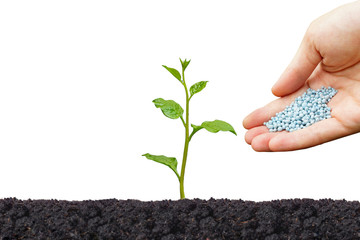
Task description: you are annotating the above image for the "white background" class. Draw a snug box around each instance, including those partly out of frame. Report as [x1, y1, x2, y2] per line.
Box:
[1, 0, 359, 202]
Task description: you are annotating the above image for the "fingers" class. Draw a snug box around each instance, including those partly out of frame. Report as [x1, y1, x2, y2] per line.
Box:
[243, 99, 292, 130]
[244, 126, 268, 145]
[246, 118, 349, 152]
[243, 107, 270, 130]
[243, 85, 308, 130]
[272, 30, 322, 97]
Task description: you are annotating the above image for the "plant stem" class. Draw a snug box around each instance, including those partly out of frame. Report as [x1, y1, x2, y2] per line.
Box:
[188, 128, 200, 142]
[179, 68, 190, 199]
[180, 116, 186, 128]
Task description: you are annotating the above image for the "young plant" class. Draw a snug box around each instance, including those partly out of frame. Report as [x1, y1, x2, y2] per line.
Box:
[142, 58, 236, 199]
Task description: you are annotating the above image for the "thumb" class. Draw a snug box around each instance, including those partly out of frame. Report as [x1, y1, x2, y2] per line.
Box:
[272, 35, 322, 97]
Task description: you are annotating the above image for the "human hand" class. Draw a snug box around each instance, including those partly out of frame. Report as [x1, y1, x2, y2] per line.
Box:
[243, 1, 360, 151]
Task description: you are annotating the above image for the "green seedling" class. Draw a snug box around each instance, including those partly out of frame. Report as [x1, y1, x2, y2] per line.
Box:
[143, 58, 237, 199]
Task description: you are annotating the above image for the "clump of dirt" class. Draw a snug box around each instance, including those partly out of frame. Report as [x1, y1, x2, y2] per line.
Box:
[1, 198, 360, 239]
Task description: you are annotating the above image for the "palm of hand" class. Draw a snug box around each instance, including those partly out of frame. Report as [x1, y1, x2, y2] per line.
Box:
[243, 63, 360, 151]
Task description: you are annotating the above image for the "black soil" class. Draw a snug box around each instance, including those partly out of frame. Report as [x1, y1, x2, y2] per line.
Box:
[1, 198, 360, 240]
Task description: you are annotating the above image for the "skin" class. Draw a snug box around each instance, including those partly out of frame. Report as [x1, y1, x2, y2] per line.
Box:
[243, 1, 360, 151]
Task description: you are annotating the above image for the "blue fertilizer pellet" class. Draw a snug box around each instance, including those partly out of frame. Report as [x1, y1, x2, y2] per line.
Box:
[264, 86, 337, 132]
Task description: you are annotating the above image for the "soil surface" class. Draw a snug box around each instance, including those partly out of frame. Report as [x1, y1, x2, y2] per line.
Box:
[1, 198, 360, 239]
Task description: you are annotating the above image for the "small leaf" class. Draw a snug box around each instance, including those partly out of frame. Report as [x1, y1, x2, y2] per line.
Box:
[200, 120, 237, 135]
[180, 58, 191, 71]
[153, 98, 184, 119]
[190, 81, 208, 98]
[142, 153, 180, 179]
[162, 65, 182, 82]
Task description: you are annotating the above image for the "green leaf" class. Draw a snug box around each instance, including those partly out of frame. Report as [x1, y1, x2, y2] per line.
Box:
[162, 65, 182, 82]
[195, 120, 237, 135]
[153, 98, 184, 119]
[180, 58, 191, 71]
[142, 153, 180, 180]
[190, 81, 208, 98]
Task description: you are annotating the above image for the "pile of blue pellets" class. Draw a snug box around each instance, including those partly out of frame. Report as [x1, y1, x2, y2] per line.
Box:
[264, 86, 337, 132]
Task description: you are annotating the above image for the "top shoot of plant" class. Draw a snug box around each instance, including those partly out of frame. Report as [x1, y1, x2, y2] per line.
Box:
[143, 58, 237, 199]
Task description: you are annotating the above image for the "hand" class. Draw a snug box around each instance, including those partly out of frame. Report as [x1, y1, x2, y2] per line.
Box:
[243, 1, 360, 151]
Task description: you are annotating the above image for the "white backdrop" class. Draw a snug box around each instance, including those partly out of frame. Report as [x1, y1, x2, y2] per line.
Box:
[1, 0, 358, 201]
